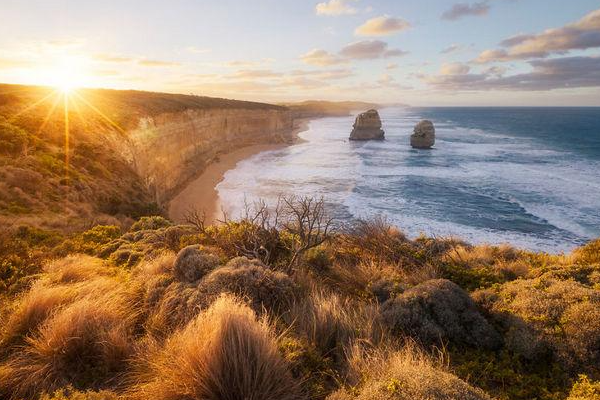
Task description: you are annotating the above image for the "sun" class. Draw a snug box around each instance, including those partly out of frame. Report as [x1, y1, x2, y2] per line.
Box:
[43, 55, 90, 94]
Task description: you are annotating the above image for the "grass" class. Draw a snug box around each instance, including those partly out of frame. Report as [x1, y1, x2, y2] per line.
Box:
[0, 206, 598, 400]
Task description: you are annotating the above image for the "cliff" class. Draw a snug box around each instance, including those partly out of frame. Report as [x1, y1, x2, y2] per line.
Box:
[123, 107, 293, 203]
[0, 83, 293, 227]
[282, 100, 379, 118]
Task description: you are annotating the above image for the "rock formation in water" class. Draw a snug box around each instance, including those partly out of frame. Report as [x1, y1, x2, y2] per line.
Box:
[411, 120, 435, 149]
[349, 109, 385, 140]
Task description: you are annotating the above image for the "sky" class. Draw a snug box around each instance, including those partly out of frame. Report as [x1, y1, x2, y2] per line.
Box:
[1, 0, 600, 105]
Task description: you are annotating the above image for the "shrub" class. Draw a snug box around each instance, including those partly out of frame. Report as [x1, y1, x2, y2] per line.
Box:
[381, 279, 501, 349]
[130, 294, 301, 400]
[76, 225, 121, 254]
[130, 216, 171, 232]
[573, 239, 600, 266]
[450, 347, 568, 400]
[173, 245, 220, 282]
[40, 386, 120, 400]
[199, 260, 297, 315]
[474, 277, 600, 372]
[0, 118, 30, 156]
[329, 345, 493, 400]
[0, 294, 135, 398]
[278, 334, 338, 399]
[567, 375, 600, 400]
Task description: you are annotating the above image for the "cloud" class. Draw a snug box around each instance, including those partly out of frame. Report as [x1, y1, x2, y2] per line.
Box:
[440, 62, 471, 75]
[355, 15, 411, 36]
[340, 40, 407, 59]
[316, 0, 358, 16]
[424, 56, 600, 91]
[301, 49, 345, 66]
[290, 68, 354, 80]
[441, 2, 490, 21]
[230, 69, 283, 79]
[386, 63, 399, 70]
[476, 8, 600, 62]
[440, 44, 462, 54]
[137, 59, 181, 67]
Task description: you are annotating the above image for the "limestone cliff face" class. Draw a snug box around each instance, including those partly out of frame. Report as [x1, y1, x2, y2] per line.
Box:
[121, 108, 293, 203]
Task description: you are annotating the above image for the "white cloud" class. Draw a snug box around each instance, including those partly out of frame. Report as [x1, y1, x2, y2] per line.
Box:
[301, 49, 346, 66]
[355, 15, 411, 36]
[316, 0, 358, 16]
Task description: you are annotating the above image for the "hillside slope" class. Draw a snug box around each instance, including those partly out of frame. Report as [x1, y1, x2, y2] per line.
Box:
[0, 84, 294, 229]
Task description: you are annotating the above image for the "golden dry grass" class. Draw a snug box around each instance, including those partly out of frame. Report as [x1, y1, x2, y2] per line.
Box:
[129, 294, 302, 400]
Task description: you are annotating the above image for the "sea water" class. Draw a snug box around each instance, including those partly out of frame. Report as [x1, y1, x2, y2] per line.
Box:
[216, 107, 600, 253]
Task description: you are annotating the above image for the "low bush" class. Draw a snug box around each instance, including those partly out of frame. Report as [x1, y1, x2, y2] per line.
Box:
[199, 258, 297, 315]
[328, 344, 493, 400]
[129, 216, 171, 232]
[173, 245, 220, 282]
[381, 279, 502, 349]
[473, 276, 600, 373]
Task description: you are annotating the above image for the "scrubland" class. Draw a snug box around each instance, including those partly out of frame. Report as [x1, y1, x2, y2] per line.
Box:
[1, 199, 599, 400]
[1, 84, 599, 399]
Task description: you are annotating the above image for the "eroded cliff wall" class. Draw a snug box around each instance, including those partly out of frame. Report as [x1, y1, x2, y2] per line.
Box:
[122, 107, 293, 203]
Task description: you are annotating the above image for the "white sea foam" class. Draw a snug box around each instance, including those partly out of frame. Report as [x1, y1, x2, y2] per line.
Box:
[217, 109, 600, 253]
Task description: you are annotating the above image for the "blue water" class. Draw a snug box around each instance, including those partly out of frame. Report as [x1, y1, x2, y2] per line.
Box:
[217, 107, 600, 253]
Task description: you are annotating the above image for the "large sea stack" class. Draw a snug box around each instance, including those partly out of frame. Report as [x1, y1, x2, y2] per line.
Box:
[349, 109, 385, 140]
[410, 120, 435, 149]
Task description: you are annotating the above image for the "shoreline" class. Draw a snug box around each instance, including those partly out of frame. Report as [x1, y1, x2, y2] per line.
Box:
[168, 118, 311, 224]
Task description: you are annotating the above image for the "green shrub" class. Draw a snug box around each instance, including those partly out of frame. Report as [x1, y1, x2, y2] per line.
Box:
[450, 348, 568, 400]
[0, 118, 30, 156]
[130, 216, 171, 232]
[573, 239, 600, 266]
[41, 386, 119, 400]
[567, 375, 600, 400]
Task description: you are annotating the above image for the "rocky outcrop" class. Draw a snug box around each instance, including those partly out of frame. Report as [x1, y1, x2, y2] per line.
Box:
[349, 109, 385, 140]
[411, 120, 435, 149]
[121, 108, 293, 203]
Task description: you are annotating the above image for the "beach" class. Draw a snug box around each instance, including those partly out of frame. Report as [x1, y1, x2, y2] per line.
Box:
[168, 119, 310, 224]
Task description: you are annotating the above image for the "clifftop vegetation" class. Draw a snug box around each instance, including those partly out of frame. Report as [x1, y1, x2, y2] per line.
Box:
[0, 84, 598, 400]
[0, 84, 291, 231]
[0, 197, 598, 400]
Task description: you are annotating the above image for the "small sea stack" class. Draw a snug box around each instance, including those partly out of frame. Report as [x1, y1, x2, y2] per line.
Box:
[411, 120, 435, 149]
[349, 109, 385, 140]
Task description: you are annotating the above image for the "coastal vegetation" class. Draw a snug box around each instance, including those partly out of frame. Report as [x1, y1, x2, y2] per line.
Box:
[1, 84, 599, 400]
[0, 199, 598, 400]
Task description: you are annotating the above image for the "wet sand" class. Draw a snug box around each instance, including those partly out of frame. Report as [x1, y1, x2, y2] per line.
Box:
[168, 119, 310, 224]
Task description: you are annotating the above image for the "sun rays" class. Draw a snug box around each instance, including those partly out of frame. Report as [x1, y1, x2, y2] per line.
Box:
[3, 84, 128, 196]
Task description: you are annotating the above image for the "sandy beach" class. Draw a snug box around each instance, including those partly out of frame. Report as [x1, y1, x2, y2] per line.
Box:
[168, 119, 310, 224]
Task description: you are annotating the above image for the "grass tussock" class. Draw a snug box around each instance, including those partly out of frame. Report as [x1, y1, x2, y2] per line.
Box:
[130, 294, 302, 400]
[1, 200, 599, 400]
[0, 294, 135, 399]
[329, 344, 492, 400]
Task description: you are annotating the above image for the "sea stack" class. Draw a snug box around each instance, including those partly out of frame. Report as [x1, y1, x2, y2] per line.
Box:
[411, 120, 435, 149]
[349, 109, 385, 140]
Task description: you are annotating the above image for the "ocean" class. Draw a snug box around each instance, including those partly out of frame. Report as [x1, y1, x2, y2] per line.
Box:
[216, 107, 600, 253]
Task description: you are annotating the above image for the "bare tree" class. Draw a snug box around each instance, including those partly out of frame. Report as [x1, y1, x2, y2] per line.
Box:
[184, 207, 207, 231]
[280, 196, 333, 271]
